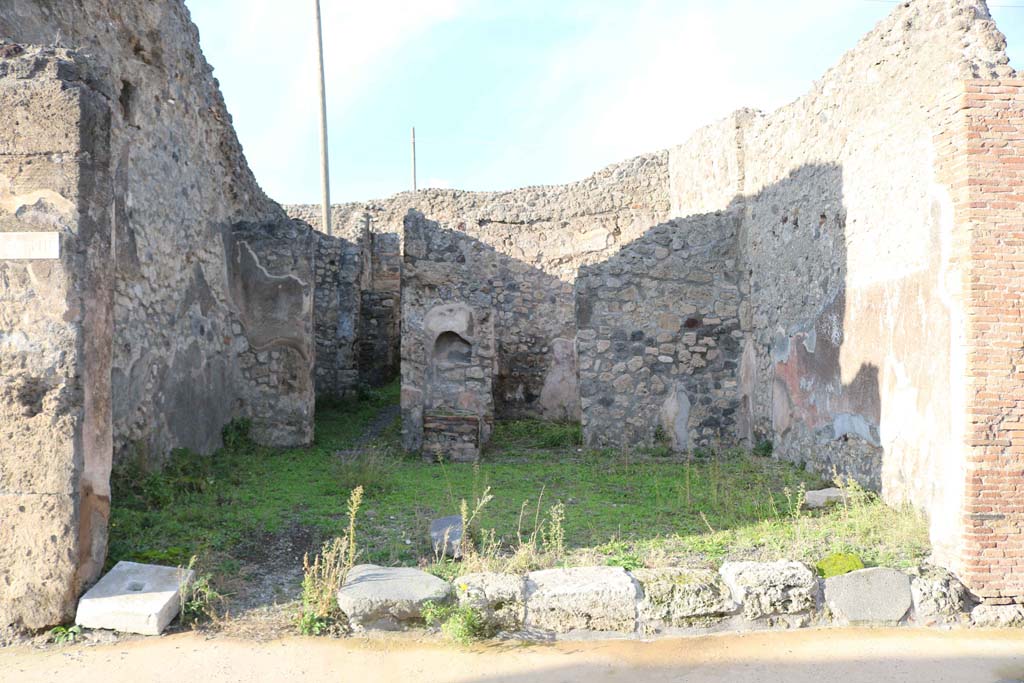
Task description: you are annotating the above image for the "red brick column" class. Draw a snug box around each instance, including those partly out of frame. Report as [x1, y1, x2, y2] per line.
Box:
[957, 80, 1024, 604]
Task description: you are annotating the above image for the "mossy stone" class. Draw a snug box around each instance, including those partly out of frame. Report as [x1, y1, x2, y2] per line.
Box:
[816, 552, 865, 578]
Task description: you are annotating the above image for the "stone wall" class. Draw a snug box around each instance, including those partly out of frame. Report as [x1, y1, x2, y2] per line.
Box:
[0, 1, 318, 633]
[576, 212, 744, 450]
[312, 226, 366, 400]
[627, 0, 1017, 586]
[0, 47, 113, 632]
[358, 231, 401, 387]
[0, 2, 312, 465]
[401, 211, 496, 461]
[284, 206, 400, 395]
[227, 221, 317, 446]
[291, 150, 670, 421]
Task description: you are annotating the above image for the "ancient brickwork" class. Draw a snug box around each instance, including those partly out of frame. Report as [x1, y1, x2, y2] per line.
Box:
[0, 48, 113, 631]
[227, 221, 317, 447]
[402, 211, 495, 460]
[358, 232, 401, 386]
[576, 213, 744, 450]
[940, 80, 1024, 603]
[291, 151, 670, 420]
[1, 1, 318, 634]
[284, 206, 401, 394]
[312, 227, 366, 399]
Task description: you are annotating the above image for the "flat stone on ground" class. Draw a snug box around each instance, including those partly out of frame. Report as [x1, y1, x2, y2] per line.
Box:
[75, 561, 194, 636]
[825, 567, 912, 624]
[337, 564, 453, 630]
[429, 515, 463, 560]
[803, 488, 850, 510]
[524, 566, 638, 633]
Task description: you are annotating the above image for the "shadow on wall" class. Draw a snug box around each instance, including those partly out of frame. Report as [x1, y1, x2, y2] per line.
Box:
[406, 163, 895, 492]
[403, 156, 956, 507]
[402, 211, 581, 428]
[572, 162, 884, 491]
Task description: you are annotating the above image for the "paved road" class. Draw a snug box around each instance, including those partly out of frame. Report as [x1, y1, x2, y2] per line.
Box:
[4, 628, 1024, 682]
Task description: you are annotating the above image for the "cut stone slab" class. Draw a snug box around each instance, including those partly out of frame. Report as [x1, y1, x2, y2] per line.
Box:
[429, 515, 463, 560]
[75, 561, 194, 636]
[719, 561, 817, 620]
[825, 567, 911, 624]
[337, 564, 453, 630]
[972, 603, 1024, 628]
[803, 487, 850, 510]
[633, 568, 737, 631]
[454, 572, 526, 632]
[524, 566, 638, 633]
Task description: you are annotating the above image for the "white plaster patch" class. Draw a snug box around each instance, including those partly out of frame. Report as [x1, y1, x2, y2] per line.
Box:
[0, 232, 60, 260]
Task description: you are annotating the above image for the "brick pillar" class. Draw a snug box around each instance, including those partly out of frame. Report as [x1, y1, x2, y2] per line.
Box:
[952, 80, 1024, 603]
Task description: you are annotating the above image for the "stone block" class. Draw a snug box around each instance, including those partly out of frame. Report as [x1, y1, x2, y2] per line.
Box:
[824, 567, 912, 625]
[0, 494, 79, 632]
[337, 564, 453, 630]
[719, 561, 817, 619]
[524, 566, 638, 633]
[972, 604, 1024, 628]
[910, 568, 968, 625]
[429, 515, 463, 559]
[803, 487, 850, 510]
[75, 561, 194, 636]
[453, 572, 526, 632]
[634, 568, 736, 630]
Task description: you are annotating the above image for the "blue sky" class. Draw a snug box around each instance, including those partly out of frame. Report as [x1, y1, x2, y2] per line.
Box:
[184, 1, 1024, 204]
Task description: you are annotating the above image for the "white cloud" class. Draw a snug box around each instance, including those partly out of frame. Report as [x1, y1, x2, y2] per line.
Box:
[476, 0, 880, 186]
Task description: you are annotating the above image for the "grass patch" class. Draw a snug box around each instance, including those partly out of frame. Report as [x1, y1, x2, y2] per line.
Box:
[422, 600, 492, 644]
[107, 383, 400, 582]
[108, 379, 930, 613]
[489, 419, 582, 450]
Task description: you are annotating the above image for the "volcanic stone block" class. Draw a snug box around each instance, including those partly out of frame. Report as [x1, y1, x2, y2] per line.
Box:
[75, 561, 194, 635]
[337, 564, 453, 630]
[971, 604, 1024, 628]
[524, 566, 639, 633]
[803, 487, 850, 510]
[719, 561, 818, 620]
[429, 515, 463, 559]
[824, 567, 912, 625]
[453, 572, 527, 632]
[633, 568, 737, 630]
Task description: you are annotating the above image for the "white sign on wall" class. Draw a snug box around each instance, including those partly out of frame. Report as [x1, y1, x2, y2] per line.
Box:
[0, 232, 61, 260]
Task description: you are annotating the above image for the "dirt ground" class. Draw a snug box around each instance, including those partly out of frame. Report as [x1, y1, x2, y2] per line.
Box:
[3, 628, 1024, 683]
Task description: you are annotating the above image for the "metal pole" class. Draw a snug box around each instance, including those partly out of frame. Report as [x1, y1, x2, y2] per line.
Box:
[315, 0, 332, 235]
[411, 126, 417, 193]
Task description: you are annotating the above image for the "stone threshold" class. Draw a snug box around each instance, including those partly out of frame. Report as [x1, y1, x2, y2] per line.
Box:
[336, 562, 1024, 639]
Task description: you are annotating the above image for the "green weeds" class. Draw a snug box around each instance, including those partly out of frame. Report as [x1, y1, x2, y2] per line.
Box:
[421, 600, 491, 645]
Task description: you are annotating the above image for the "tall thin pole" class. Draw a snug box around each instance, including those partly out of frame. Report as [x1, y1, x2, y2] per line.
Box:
[411, 126, 417, 193]
[315, 0, 332, 236]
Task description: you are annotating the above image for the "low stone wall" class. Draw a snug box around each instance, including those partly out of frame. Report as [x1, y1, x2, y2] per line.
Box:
[338, 561, 1023, 639]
